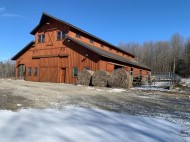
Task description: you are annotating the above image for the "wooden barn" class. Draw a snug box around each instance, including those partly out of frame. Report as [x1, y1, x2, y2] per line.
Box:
[12, 13, 151, 84]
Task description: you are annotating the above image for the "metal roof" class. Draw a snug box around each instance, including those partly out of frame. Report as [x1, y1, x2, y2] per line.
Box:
[30, 12, 135, 58]
[66, 36, 151, 71]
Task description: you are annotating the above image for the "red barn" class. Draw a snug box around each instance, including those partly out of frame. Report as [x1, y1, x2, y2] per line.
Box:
[12, 13, 151, 84]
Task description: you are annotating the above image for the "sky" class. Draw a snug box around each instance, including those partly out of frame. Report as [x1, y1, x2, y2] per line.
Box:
[0, 0, 190, 61]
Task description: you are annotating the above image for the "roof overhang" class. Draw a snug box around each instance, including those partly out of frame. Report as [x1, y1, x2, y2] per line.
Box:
[11, 41, 35, 60]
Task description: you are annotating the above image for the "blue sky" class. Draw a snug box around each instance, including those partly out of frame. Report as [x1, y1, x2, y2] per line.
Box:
[0, 0, 190, 61]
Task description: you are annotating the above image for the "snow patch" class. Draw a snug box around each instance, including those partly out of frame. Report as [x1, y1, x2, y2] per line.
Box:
[86, 87, 126, 93]
[0, 107, 189, 142]
[180, 78, 190, 87]
[107, 88, 126, 93]
[131, 86, 168, 91]
[77, 84, 83, 87]
[16, 104, 22, 107]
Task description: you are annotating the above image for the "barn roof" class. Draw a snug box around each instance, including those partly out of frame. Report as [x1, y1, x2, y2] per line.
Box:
[66, 36, 151, 71]
[30, 12, 135, 58]
[11, 41, 34, 60]
[11, 37, 151, 70]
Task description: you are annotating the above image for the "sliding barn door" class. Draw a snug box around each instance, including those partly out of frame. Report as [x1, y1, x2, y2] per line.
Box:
[39, 57, 58, 83]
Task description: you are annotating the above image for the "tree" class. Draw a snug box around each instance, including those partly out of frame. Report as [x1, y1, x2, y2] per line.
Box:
[170, 33, 184, 73]
[0, 60, 16, 78]
[175, 59, 188, 77]
[119, 33, 189, 76]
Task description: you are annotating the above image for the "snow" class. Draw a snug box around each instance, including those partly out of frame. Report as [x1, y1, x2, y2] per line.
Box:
[131, 81, 172, 91]
[107, 88, 126, 93]
[16, 104, 22, 107]
[87, 86, 126, 93]
[131, 86, 169, 91]
[0, 107, 189, 142]
[181, 78, 190, 87]
[153, 82, 171, 86]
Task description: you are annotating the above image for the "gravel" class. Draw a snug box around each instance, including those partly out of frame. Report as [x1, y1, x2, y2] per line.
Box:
[0, 79, 190, 122]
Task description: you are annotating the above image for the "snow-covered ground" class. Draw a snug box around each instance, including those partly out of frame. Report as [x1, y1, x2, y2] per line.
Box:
[132, 79, 190, 90]
[131, 86, 169, 91]
[87, 86, 126, 93]
[0, 107, 189, 142]
[181, 78, 190, 87]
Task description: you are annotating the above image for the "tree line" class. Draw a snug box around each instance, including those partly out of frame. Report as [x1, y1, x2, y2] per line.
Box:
[119, 33, 190, 78]
[0, 60, 15, 78]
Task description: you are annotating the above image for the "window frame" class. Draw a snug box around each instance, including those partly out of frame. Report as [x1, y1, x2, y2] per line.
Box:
[34, 67, 38, 76]
[89, 39, 94, 44]
[73, 67, 78, 77]
[38, 34, 45, 43]
[100, 44, 104, 48]
[140, 69, 142, 76]
[28, 67, 32, 76]
[57, 31, 66, 40]
[76, 33, 81, 38]
[130, 68, 133, 76]
[57, 31, 61, 40]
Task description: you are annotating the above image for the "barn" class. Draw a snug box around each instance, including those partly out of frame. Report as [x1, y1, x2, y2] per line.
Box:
[12, 12, 151, 84]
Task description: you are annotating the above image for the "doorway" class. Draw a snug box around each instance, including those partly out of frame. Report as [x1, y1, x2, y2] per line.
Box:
[18, 64, 26, 80]
[61, 68, 66, 83]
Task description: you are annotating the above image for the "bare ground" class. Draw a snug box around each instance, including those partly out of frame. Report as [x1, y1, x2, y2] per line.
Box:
[0, 79, 190, 122]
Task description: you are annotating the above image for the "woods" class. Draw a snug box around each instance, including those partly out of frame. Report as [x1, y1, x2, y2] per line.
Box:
[0, 60, 15, 78]
[119, 33, 190, 77]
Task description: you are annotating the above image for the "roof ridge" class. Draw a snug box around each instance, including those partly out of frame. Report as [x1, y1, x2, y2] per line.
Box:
[30, 12, 135, 57]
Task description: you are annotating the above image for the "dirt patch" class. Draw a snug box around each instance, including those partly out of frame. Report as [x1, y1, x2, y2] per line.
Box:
[0, 89, 34, 111]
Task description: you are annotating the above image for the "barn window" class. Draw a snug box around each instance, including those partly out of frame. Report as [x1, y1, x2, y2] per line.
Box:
[100, 44, 104, 48]
[34, 67, 38, 76]
[73, 67, 78, 77]
[76, 33, 81, 38]
[38, 34, 45, 43]
[84, 67, 90, 70]
[57, 31, 66, 40]
[90, 39, 94, 44]
[114, 65, 122, 70]
[140, 69, 142, 77]
[28, 67, 32, 76]
[130, 68, 133, 76]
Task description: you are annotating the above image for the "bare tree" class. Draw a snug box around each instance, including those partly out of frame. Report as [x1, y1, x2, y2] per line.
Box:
[119, 33, 187, 75]
[170, 33, 184, 73]
[0, 60, 16, 78]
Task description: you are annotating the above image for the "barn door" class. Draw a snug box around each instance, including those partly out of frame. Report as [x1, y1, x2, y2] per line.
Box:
[39, 57, 58, 83]
[39, 67, 48, 82]
[60, 68, 66, 83]
[18, 65, 26, 80]
[46, 31, 54, 46]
